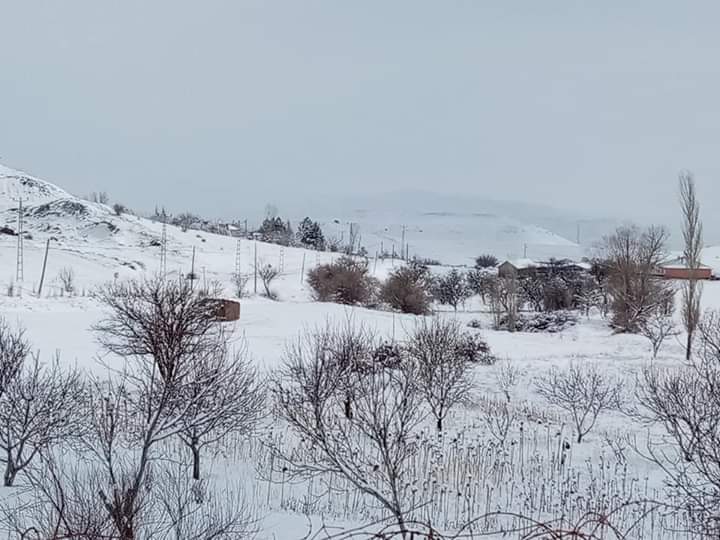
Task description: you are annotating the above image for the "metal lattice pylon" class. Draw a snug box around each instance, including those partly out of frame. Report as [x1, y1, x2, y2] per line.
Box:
[234, 238, 242, 278]
[159, 212, 168, 277]
[15, 197, 24, 289]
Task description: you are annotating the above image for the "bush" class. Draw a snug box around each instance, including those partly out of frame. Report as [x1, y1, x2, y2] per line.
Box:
[371, 342, 403, 370]
[454, 332, 495, 365]
[497, 310, 578, 333]
[380, 263, 433, 315]
[475, 254, 499, 269]
[112, 203, 127, 216]
[307, 256, 377, 305]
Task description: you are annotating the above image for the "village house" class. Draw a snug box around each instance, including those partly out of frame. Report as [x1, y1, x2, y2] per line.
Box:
[658, 256, 713, 280]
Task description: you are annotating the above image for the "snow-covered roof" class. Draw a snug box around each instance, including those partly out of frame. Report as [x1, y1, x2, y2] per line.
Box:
[660, 257, 712, 270]
[500, 258, 538, 270]
[500, 258, 591, 271]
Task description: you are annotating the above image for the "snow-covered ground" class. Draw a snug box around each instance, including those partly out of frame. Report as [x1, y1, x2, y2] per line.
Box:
[0, 164, 713, 538]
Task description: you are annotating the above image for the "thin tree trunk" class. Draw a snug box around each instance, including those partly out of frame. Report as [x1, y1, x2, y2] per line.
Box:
[192, 442, 201, 481]
[344, 396, 353, 420]
[686, 330, 693, 361]
[4, 460, 16, 487]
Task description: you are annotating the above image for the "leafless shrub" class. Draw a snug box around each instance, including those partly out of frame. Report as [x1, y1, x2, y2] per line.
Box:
[272, 323, 425, 534]
[307, 256, 378, 305]
[113, 202, 127, 216]
[58, 267, 76, 294]
[232, 272, 251, 298]
[639, 310, 679, 359]
[256, 262, 280, 299]
[535, 364, 623, 443]
[496, 359, 521, 402]
[154, 463, 258, 539]
[407, 318, 473, 431]
[479, 397, 518, 444]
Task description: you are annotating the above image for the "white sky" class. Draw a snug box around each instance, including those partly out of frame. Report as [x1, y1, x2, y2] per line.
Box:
[0, 1, 718, 225]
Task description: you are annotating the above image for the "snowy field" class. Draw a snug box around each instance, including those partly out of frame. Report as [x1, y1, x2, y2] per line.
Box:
[0, 165, 715, 538]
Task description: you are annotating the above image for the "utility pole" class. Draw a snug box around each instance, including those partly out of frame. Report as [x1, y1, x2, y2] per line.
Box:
[253, 241, 258, 294]
[37, 238, 50, 298]
[16, 197, 24, 294]
[523, 243, 528, 258]
[576, 222, 581, 245]
[189, 246, 197, 288]
[400, 225, 407, 262]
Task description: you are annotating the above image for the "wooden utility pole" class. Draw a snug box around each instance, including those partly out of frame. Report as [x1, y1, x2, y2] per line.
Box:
[253, 241, 258, 294]
[37, 239, 50, 298]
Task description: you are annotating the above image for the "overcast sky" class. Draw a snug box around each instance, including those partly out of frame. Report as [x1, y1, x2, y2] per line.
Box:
[0, 1, 718, 223]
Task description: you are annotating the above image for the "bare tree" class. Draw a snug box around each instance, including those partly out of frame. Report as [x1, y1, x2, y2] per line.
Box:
[272, 325, 425, 535]
[640, 310, 679, 359]
[603, 225, 671, 333]
[0, 353, 85, 486]
[466, 268, 496, 305]
[535, 364, 623, 443]
[0, 318, 30, 393]
[284, 319, 374, 420]
[255, 262, 280, 299]
[93, 277, 223, 383]
[490, 276, 520, 331]
[178, 341, 264, 480]
[57, 267, 76, 294]
[679, 170, 704, 360]
[87, 277, 236, 538]
[407, 318, 473, 431]
[433, 269, 471, 311]
[637, 315, 720, 534]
